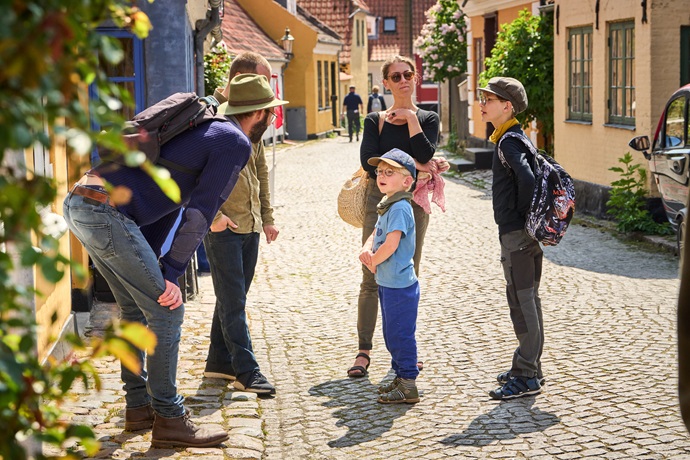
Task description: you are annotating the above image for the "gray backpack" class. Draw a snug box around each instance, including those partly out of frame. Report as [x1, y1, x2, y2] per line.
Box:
[370, 95, 382, 112]
[102, 92, 227, 175]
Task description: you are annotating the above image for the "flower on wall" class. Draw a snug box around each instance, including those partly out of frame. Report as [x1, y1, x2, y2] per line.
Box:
[414, 0, 468, 83]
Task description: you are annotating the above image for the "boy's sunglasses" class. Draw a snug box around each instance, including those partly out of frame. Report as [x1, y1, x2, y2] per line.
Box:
[387, 70, 415, 83]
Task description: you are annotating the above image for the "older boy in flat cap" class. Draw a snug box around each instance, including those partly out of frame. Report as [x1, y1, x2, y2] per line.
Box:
[479, 76, 545, 400]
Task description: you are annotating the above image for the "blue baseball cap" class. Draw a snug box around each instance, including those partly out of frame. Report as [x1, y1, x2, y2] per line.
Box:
[367, 148, 416, 179]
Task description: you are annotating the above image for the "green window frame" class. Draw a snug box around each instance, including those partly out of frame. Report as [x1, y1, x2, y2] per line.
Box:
[568, 26, 593, 121]
[324, 61, 330, 109]
[608, 21, 635, 125]
[317, 60, 323, 109]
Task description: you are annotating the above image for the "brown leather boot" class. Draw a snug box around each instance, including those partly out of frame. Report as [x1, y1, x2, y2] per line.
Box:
[124, 404, 154, 431]
[151, 411, 229, 448]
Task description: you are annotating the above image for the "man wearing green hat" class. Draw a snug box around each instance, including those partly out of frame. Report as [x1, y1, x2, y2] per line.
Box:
[202, 52, 283, 395]
[63, 73, 286, 448]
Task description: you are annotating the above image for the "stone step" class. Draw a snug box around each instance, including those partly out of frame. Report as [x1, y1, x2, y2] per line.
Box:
[448, 157, 476, 173]
[464, 147, 493, 170]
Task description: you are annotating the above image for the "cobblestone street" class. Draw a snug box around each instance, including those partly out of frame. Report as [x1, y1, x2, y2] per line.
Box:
[66, 136, 689, 459]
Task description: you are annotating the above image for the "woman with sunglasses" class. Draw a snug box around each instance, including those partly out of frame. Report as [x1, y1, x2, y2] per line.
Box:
[347, 55, 442, 378]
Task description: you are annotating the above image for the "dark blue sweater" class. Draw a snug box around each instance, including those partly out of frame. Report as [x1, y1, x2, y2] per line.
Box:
[96, 119, 251, 285]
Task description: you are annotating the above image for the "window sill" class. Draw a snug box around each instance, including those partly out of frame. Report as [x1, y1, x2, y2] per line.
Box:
[603, 123, 636, 131]
[564, 119, 592, 125]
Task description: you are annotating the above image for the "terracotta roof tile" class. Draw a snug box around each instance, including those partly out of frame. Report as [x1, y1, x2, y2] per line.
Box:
[297, 0, 369, 63]
[220, 0, 287, 61]
[296, 3, 342, 45]
[370, 44, 402, 62]
[366, 0, 437, 58]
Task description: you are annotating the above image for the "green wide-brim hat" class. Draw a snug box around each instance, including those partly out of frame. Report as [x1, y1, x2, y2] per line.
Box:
[219, 74, 289, 116]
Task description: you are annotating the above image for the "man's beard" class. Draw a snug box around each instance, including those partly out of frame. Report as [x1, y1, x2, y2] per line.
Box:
[248, 112, 271, 143]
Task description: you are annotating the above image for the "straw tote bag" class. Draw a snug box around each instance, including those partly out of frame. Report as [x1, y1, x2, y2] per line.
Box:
[337, 166, 369, 228]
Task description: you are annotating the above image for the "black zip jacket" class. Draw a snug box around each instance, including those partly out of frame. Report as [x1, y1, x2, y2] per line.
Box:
[491, 125, 536, 235]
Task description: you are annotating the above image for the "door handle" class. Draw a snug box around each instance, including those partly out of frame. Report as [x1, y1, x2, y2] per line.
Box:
[671, 156, 686, 174]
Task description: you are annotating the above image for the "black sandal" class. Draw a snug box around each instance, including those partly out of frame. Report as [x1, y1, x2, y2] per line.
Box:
[347, 352, 370, 378]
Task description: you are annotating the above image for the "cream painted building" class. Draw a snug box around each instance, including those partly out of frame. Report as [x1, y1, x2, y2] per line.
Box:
[554, 0, 690, 215]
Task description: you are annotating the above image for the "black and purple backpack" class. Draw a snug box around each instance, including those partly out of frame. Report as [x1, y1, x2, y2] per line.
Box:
[498, 132, 575, 246]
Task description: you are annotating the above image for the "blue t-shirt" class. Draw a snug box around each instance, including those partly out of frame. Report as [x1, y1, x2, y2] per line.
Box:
[373, 200, 417, 288]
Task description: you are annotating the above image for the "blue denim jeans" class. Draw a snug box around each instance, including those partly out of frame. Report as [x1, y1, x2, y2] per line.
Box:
[63, 190, 185, 418]
[203, 229, 260, 376]
[379, 281, 420, 380]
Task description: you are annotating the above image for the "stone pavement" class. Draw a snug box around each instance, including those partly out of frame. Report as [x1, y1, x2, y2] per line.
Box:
[63, 136, 690, 459]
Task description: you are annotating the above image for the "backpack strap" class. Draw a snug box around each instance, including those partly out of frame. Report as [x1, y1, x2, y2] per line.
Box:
[157, 97, 228, 176]
[497, 131, 539, 172]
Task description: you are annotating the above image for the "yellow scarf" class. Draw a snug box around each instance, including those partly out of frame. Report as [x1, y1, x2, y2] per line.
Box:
[489, 118, 519, 145]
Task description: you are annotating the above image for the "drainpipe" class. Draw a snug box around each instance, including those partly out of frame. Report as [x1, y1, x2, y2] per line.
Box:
[195, 0, 222, 96]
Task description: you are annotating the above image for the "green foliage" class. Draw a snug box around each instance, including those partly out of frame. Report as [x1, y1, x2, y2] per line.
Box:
[444, 130, 460, 154]
[607, 153, 672, 235]
[414, 0, 468, 82]
[0, 1, 160, 458]
[480, 9, 554, 144]
[204, 43, 232, 95]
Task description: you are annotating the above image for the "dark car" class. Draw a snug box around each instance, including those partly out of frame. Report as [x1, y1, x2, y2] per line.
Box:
[629, 83, 690, 250]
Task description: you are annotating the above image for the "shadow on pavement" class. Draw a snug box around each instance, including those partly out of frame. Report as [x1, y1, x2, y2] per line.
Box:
[540, 236, 678, 279]
[309, 377, 414, 448]
[440, 398, 559, 447]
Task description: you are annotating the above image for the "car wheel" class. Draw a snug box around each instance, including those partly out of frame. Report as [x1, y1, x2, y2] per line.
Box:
[678, 217, 686, 255]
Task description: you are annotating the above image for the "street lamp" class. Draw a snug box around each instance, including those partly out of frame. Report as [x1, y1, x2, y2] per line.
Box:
[281, 27, 295, 65]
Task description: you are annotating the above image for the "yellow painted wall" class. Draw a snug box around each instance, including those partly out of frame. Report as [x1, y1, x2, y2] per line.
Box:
[553, 0, 678, 187]
[312, 53, 339, 134]
[349, 12, 370, 93]
[235, 0, 342, 137]
[235, 0, 317, 111]
[25, 128, 74, 362]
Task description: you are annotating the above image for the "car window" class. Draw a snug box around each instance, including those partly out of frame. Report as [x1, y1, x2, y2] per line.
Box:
[664, 96, 686, 148]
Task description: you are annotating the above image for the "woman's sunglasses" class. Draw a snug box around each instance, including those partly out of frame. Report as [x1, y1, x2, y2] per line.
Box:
[387, 70, 415, 83]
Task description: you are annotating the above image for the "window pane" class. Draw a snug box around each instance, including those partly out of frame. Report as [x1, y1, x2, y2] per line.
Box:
[568, 27, 592, 120]
[609, 22, 635, 123]
[665, 97, 685, 147]
[102, 37, 135, 78]
[384, 17, 396, 32]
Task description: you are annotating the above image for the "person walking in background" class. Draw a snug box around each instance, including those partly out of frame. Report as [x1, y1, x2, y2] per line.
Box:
[348, 55, 444, 379]
[203, 52, 280, 395]
[62, 74, 284, 447]
[479, 76, 545, 400]
[367, 85, 387, 114]
[343, 84, 364, 142]
[360, 149, 421, 404]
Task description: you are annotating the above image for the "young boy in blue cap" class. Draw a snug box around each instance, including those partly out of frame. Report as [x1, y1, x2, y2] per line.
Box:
[360, 148, 420, 404]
